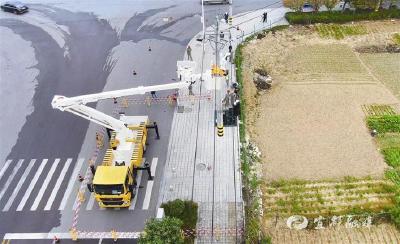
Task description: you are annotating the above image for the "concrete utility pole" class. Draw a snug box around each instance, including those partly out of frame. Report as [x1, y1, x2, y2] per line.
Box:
[215, 15, 219, 69]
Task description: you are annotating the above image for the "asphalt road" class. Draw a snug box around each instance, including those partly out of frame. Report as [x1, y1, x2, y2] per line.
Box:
[0, 0, 281, 241]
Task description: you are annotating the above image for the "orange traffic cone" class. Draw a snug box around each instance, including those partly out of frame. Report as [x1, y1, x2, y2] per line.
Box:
[53, 235, 60, 243]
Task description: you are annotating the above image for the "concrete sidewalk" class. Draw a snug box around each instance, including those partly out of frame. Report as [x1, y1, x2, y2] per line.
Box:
[158, 6, 288, 243]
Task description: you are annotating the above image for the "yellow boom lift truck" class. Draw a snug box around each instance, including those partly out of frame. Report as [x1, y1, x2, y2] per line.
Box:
[51, 81, 189, 208]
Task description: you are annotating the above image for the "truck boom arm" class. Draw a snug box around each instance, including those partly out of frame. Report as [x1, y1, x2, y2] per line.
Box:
[51, 82, 187, 132]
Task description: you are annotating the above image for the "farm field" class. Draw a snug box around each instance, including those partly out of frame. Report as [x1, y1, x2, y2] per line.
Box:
[240, 20, 400, 242]
[267, 224, 400, 244]
[262, 177, 396, 218]
[360, 53, 400, 99]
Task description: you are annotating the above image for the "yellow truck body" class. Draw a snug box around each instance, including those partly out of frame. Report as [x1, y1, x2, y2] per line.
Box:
[92, 116, 148, 208]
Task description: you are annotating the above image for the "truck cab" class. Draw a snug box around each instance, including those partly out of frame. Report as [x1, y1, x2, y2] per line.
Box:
[93, 166, 136, 208]
[90, 115, 148, 208]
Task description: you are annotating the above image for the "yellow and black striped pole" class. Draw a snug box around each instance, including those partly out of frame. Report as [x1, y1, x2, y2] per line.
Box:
[217, 124, 224, 137]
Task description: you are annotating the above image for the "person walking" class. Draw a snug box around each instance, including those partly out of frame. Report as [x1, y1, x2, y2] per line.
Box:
[188, 83, 194, 96]
[186, 45, 193, 61]
[224, 12, 229, 23]
[262, 12, 268, 23]
[151, 91, 157, 98]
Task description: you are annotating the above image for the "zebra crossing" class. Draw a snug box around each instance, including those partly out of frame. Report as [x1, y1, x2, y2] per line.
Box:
[0, 157, 159, 213]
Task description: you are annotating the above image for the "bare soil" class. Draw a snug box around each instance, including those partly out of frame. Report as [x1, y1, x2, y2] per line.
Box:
[241, 20, 400, 181]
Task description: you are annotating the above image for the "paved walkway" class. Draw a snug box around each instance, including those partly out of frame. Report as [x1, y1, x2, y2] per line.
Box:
[158, 6, 288, 243]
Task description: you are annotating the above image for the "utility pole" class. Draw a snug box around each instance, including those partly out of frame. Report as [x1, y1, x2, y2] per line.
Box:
[215, 15, 219, 69]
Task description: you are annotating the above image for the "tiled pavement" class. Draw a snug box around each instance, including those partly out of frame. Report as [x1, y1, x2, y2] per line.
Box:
[158, 7, 288, 243]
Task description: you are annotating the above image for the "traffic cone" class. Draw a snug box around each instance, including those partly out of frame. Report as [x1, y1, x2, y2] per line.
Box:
[53, 236, 60, 243]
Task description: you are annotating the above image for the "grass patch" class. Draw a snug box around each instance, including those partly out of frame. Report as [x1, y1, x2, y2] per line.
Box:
[382, 148, 400, 168]
[367, 115, 400, 133]
[285, 9, 400, 25]
[263, 177, 395, 218]
[365, 110, 400, 228]
[377, 133, 400, 149]
[394, 33, 400, 45]
[316, 24, 367, 39]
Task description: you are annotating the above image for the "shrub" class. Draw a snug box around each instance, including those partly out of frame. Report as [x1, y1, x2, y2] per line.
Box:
[161, 199, 198, 229]
[285, 9, 400, 24]
[139, 217, 184, 244]
[391, 206, 400, 228]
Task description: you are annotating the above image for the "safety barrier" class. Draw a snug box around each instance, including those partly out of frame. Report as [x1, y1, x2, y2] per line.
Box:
[217, 124, 224, 137]
[70, 127, 107, 239]
[64, 227, 243, 241]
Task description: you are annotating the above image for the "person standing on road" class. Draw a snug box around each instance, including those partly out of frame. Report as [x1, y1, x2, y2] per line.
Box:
[188, 83, 194, 96]
[262, 12, 268, 23]
[187, 45, 193, 61]
[224, 12, 229, 23]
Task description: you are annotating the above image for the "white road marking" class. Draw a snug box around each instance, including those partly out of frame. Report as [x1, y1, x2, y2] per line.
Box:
[142, 158, 157, 210]
[0, 159, 24, 202]
[44, 158, 72, 211]
[86, 194, 96, 210]
[129, 170, 142, 210]
[30, 159, 60, 211]
[2, 159, 36, 212]
[0, 159, 12, 181]
[150, 157, 158, 177]
[142, 181, 153, 210]
[17, 159, 48, 211]
[129, 158, 145, 210]
[58, 158, 84, 210]
[98, 238, 103, 244]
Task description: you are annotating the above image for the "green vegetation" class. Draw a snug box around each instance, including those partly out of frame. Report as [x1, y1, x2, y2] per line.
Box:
[236, 36, 271, 244]
[161, 199, 198, 243]
[139, 217, 184, 244]
[316, 24, 367, 39]
[235, 43, 246, 141]
[285, 9, 400, 25]
[365, 109, 400, 228]
[262, 178, 396, 218]
[367, 115, 400, 133]
[393, 33, 400, 42]
[394, 33, 400, 45]
[377, 133, 400, 149]
[382, 148, 400, 168]
[161, 199, 198, 230]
